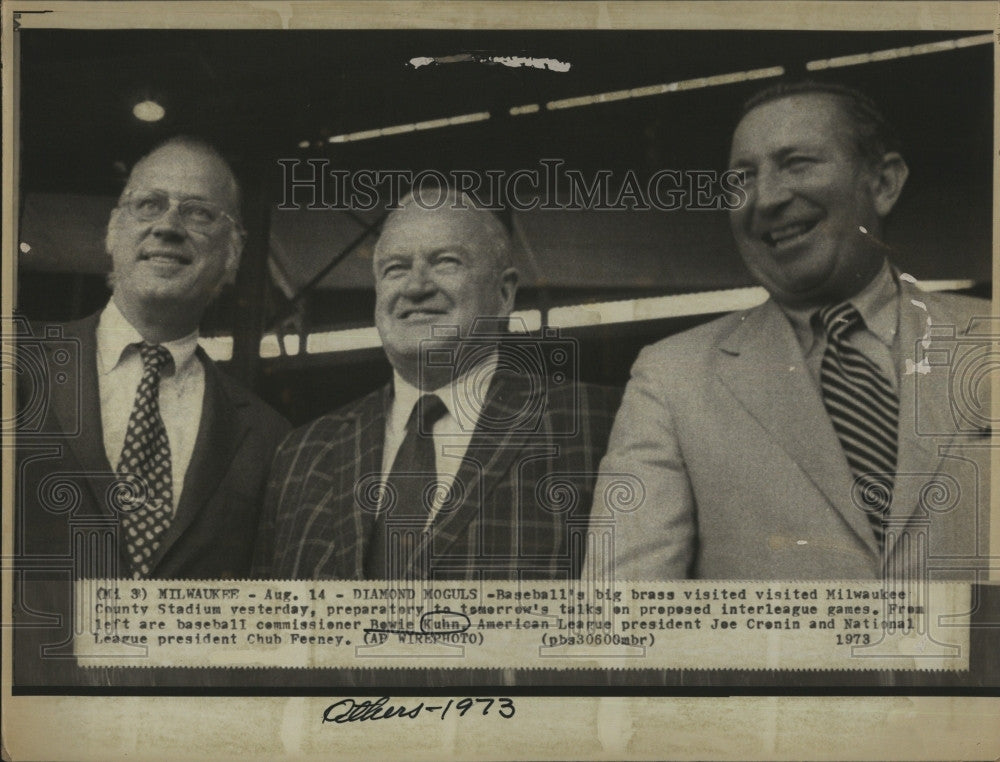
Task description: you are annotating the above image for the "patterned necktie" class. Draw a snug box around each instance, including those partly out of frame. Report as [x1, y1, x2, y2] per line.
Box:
[117, 342, 174, 579]
[819, 303, 898, 549]
[365, 393, 449, 580]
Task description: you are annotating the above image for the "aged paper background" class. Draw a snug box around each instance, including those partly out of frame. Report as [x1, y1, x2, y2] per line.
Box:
[3, 1, 999, 760]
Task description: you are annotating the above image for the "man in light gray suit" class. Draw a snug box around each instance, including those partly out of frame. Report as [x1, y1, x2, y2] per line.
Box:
[592, 81, 990, 579]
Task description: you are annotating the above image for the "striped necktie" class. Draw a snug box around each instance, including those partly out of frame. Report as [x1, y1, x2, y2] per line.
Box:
[819, 303, 898, 549]
[117, 342, 174, 579]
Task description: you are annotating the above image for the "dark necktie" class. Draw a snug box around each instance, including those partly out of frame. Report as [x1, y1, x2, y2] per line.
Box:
[365, 393, 449, 580]
[116, 342, 174, 579]
[819, 303, 898, 549]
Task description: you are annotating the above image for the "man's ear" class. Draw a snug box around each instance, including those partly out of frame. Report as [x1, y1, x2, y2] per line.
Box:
[871, 152, 909, 218]
[105, 208, 120, 255]
[499, 267, 519, 314]
[103, 209, 122, 290]
[223, 226, 247, 285]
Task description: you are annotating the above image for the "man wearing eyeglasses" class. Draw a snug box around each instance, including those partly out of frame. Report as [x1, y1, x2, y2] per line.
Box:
[16, 137, 289, 601]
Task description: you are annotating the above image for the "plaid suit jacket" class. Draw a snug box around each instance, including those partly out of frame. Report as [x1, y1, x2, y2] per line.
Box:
[253, 369, 620, 580]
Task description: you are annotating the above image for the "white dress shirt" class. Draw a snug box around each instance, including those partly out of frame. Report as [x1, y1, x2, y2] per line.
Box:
[96, 299, 205, 515]
[778, 259, 900, 391]
[381, 353, 499, 526]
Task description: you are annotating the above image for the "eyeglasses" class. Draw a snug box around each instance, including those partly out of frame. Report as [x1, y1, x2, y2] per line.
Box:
[119, 189, 240, 234]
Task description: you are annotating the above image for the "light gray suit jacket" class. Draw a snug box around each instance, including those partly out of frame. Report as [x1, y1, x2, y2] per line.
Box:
[591, 279, 991, 579]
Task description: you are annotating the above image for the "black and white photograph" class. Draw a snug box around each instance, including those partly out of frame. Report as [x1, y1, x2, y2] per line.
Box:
[3, 2, 998, 760]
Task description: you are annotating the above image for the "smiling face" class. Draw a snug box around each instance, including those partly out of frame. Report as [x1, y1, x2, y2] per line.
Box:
[373, 203, 517, 388]
[106, 143, 243, 336]
[728, 93, 896, 307]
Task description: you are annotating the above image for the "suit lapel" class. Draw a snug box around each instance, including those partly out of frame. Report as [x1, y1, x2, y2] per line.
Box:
[886, 282, 967, 544]
[716, 301, 881, 555]
[48, 314, 114, 498]
[407, 371, 531, 575]
[341, 387, 390, 578]
[147, 350, 248, 573]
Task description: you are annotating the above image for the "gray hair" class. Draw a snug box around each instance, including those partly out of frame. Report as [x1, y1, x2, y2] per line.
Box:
[376, 185, 514, 273]
[739, 80, 902, 169]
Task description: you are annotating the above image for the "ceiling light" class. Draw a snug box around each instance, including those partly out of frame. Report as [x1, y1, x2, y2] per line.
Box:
[807, 34, 993, 71]
[510, 104, 540, 116]
[546, 66, 784, 111]
[133, 100, 165, 122]
[326, 111, 491, 145]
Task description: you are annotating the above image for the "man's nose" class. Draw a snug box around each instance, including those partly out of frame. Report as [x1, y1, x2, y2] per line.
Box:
[751, 167, 794, 214]
[401, 263, 436, 298]
[151, 203, 188, 239]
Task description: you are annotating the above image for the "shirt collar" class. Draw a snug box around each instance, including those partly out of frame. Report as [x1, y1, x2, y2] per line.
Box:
[97, 298, 201, 376]
[778, 259, 899, 353]
[849, 260, 899, 348]
[391, 351, 499, 432]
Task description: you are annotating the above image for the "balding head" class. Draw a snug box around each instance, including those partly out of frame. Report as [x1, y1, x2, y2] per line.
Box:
[124, 136, 243, 224]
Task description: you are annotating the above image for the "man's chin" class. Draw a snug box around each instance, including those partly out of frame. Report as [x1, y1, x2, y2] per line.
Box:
[382, 333, 455, 363]
[385, 319, 459, 343]
[749, 251, 836, 303]
[769, 276, 844, 307]
[133, 284, 215, 316]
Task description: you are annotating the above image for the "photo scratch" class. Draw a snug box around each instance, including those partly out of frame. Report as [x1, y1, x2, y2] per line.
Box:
[409, 54, 571, 72]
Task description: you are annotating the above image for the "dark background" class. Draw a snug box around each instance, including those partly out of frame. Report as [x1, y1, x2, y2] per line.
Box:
[16, 29, 994, 424]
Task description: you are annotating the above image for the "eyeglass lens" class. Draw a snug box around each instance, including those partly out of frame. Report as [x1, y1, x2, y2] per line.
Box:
[127, 191, 226, 231]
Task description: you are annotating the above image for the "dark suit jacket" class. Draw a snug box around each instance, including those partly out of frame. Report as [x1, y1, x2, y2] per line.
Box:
[253, 368, 620, 580]
[15, 311, 291, 577]
[13, 311, 289, 685]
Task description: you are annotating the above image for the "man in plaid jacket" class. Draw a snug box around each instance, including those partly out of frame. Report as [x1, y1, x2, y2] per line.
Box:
[253, 189, 620, 580]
